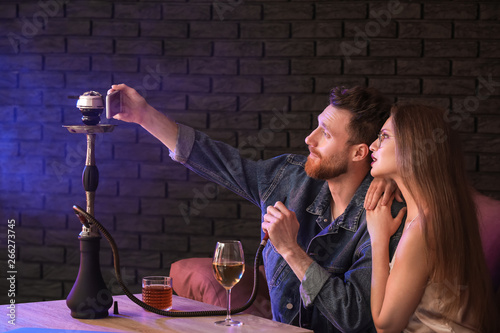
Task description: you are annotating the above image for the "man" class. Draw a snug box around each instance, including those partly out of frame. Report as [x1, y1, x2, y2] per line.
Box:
[110, 84, 403, 332]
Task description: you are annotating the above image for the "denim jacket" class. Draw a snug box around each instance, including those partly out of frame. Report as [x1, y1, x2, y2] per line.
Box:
[170, 124, 403, 332]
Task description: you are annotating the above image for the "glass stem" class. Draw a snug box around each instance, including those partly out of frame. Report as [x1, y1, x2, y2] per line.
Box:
[226, 288, 232, 322]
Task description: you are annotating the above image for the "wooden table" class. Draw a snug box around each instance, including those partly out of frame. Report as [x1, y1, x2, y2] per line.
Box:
[2, 294, 312, 332]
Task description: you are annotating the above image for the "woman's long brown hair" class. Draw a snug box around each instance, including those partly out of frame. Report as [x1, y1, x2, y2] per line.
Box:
[391, 103, 498, 331]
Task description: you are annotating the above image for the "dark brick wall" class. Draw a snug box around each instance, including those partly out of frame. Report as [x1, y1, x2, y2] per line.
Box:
[0, 0, 499, 303]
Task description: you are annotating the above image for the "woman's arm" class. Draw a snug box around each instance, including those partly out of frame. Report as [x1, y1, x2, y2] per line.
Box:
[367, 199, 430, 332]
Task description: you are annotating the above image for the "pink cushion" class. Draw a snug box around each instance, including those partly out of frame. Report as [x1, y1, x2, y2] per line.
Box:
[171, 257, 272, 319]
[474, 192, 500, 291]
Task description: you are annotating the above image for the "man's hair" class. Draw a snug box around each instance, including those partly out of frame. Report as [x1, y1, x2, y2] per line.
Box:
[329, 86, 391, 146]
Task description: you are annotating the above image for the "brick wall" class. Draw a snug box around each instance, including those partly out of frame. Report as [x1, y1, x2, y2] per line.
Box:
[0, 0, 499, 303]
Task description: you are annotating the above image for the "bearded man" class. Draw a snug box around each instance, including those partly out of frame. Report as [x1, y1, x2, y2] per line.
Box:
[110, 84, 403, 333]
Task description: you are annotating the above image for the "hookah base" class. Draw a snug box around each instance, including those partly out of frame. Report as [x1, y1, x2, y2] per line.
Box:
[70, 309, 110, 319]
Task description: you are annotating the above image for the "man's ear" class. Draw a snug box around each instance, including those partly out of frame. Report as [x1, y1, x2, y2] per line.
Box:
[352, 143, 370, 162]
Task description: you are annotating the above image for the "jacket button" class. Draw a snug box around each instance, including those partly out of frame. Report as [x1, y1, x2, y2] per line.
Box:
[286, 303, 293, 310]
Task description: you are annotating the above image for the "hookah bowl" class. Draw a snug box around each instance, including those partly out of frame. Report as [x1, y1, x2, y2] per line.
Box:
[77, 91, 105, 125]
[64, 91, 114, 319]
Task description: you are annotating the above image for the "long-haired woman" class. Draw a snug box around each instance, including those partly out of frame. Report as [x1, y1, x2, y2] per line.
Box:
[366, 103, 499, 332]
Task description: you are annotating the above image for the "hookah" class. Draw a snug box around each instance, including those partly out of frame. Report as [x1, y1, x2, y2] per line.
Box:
[65, 90, 267, 318]
[65, 91, 114, 319]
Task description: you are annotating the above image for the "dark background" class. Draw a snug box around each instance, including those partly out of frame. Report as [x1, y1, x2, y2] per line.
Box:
[0, 0, 499, 303]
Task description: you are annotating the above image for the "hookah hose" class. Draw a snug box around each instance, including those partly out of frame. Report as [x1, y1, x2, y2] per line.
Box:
[72, 204, 268, 317]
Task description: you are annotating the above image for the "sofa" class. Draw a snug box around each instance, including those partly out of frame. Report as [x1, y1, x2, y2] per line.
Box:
[474, 191, 500, 293]
[170, 191, 500, 318]
[171, 257, 272, 319]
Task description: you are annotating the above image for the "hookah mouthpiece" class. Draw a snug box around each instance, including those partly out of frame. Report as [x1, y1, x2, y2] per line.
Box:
[261, 196, 287, 245]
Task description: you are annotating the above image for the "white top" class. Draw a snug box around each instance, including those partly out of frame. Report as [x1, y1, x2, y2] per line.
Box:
[389, 219, 477, 332]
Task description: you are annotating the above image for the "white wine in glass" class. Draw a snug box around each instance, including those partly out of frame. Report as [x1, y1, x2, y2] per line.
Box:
[212, 240, 245, 326]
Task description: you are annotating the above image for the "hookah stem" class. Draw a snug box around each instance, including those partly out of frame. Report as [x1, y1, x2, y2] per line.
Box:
[72, 205, 266, 317]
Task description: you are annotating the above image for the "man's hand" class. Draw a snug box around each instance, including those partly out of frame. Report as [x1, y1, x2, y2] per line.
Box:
[107, 84, 152, 126]
[262, 201, 300, 257]
[107, 83, 179, 152]
[364, 177, 403, 210]
[262, 201, 312, 281]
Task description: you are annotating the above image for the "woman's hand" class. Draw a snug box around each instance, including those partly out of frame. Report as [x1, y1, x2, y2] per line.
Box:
[366, 194, 406, 243]
[364, 177, 403, 210]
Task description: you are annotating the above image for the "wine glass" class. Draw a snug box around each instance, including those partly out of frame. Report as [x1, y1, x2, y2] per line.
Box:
[212, 240, 245, 326]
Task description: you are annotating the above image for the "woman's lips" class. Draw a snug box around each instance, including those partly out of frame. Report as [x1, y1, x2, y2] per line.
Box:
[371, 154, 377, 165]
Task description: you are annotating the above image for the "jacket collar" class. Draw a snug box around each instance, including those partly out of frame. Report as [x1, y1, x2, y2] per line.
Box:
[306, 173, 373, 232]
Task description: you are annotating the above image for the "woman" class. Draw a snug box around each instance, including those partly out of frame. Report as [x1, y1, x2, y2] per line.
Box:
[366, 103, 499, 332]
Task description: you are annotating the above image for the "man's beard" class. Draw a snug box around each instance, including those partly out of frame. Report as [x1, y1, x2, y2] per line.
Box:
[305, 149, 349, 180]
